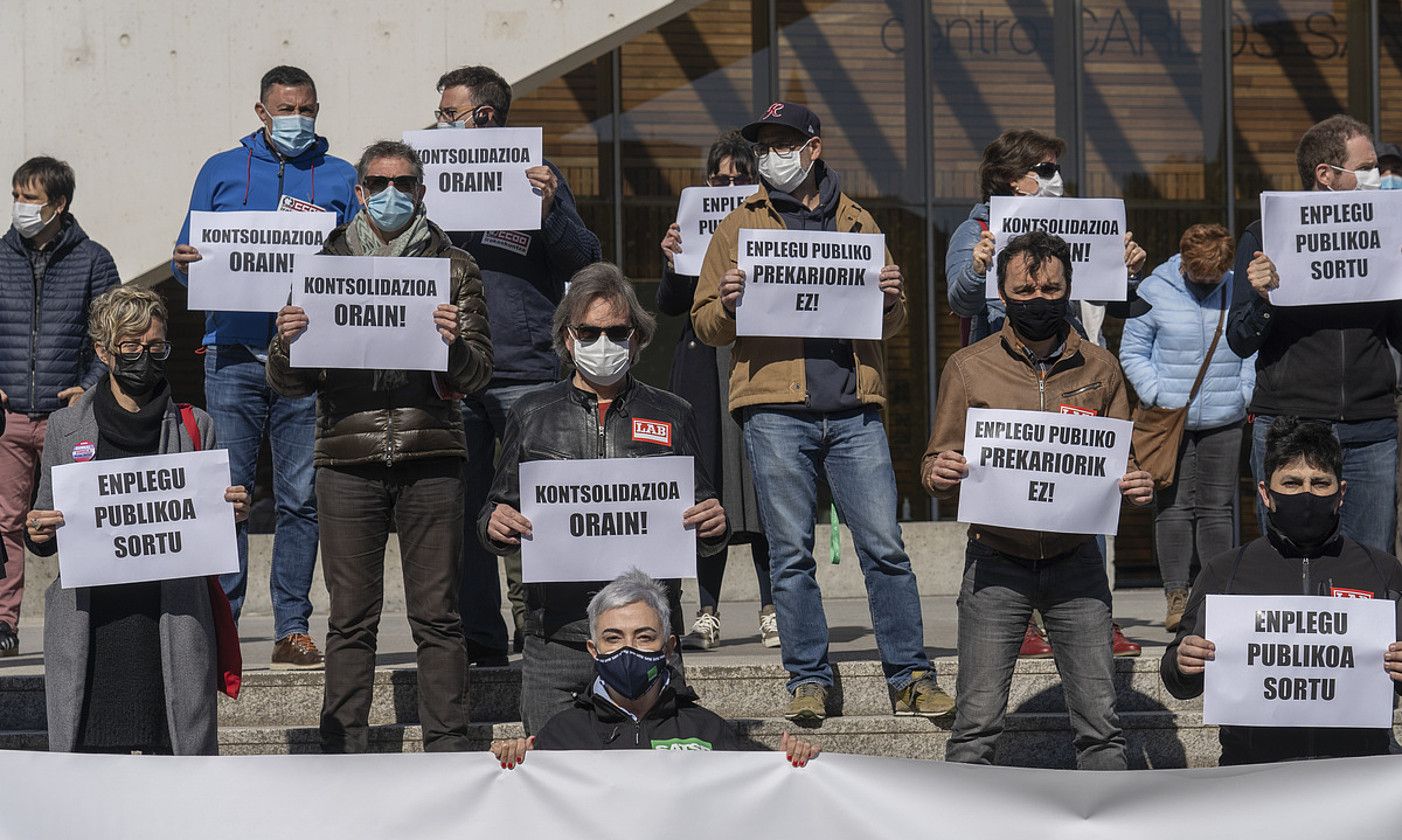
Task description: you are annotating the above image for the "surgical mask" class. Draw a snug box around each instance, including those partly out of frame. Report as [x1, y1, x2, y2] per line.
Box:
[1328, 164, 1381, 191]
[436, 120, 468, 130]
[572, 334, 631, 386]
[1267, 490, 1340, 549]
[110, 351, 167, 397]
[758, 139, 814, 194]
[594, 646, 669, 700]
[1381, 174, 1402, 191]
[365, 186, 416, 233]
[1004, 296, 1069, 343]
[11, 202, 51, 239]
[268, 114, 316, 157]
[1034, 171, 1065, 197]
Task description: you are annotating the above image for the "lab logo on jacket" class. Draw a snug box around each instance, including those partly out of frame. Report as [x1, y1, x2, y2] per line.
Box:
[632, 419, 672, 446]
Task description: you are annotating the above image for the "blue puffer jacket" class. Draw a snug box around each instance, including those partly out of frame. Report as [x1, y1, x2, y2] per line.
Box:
[1119, 254, 1256, 430]
[0, 217, 120, 415]
[173, 129, 358, 347]
[945, 202, 1006, 343]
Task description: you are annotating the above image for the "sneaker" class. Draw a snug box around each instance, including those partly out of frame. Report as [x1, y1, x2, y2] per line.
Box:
[681, 608, 720, 651]
[1164, 589, 1189, 632]
[785, 682, 828, 721]
[894, 670, 955, 718]
[271, 633, 325, 670]
[1112, 624, 1142, 657]
[1017, 619, 1053, 658]
[758, 605, 780, 648]
[0, 622, 17, 658]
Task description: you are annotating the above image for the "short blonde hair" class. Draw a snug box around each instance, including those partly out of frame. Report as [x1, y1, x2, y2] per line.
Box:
[88, 285, 168, 349]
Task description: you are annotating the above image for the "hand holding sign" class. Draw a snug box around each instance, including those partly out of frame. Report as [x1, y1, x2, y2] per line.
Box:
[488, 503, 533, 545]
[661, 223, 683, 269]
[682, 497, 727, 539]
[878, 265, 903, 311]
[972, 229, 995, 277]
[172, 244, 201, 275]
[1123, 232, 1147, 276]
[1118, 470, 1155, 507]
[433, 304, 462, 344]
[526, 164, 557, 218]
[1247, 252, 1280, 301]
[720, 267, 746, 314]
[922, 450, 969, 494]
[277, 305, 309, 346]
[1176, 634, 1217, 675]
[1386, 642, 1402, 683]
[24, 508, 65, 544]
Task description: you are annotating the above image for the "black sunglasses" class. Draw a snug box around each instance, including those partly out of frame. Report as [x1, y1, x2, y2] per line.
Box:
[362, 175, 421, 194]
[572, 324, 634, 342]
[707, 174, 754, 187]
[1029, 162, 1061, 179]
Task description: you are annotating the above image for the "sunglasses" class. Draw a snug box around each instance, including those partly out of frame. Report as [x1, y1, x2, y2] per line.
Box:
[1029, 162, 1061, 179]
[572, 324, 634, 342]
[362, 175, 421, 194]
[707, 174, 754, 187]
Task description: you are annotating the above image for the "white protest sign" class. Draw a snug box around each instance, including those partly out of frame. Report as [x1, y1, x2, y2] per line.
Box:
[957, 408, 1132, 535]
[1261, 190, 1402, 306]
[51, 450, 238, 589]
[405, 127, 543, 232]
[987, 196, 1128, 301]
[519, 455, 696, 583]
[187, 210, 337, 312]
[290, 254, 450, 372]
[1203, 594, 1396, 728]
[735, 229, 886, 340]
[673, 185, 759, 275]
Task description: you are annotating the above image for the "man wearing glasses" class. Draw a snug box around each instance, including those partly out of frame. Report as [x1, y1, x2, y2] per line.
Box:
[268, 140, 493, 753]
[170, 65, 359, 670]
[433, 65, 603, 668]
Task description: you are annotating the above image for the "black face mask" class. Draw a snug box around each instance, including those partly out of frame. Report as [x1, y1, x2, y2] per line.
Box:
[1005, 296, 1069, 343]
[1267, 490, 1341, 548]
[111, 351, 167, 397]
[594, 645, 668, 700]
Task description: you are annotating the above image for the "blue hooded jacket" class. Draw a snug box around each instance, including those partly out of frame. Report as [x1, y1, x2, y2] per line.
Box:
[173, 129, 358, 347]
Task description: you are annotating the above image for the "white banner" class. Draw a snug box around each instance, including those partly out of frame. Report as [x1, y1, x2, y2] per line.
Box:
[672, 185, 759, 275]
[51, 450, 238, 588]
[405, 126, 543, 232]
[988, 196, 1128, 301]
[1261, 190, 1402, 306]
[1203, 594, 1397, 728]
[187, 211, 337, 312]
[957, 408, 1132, 536]
[290, 254, 450, 372]
[735, 229, 886, 340]
[519, 455, 696, 583]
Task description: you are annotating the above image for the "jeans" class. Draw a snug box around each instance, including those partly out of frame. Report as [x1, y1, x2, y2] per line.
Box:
[1251, 415, 1398, 553]
[743, 407, 931, 692]
[316, 458, 469, 753]
[0, 412, 46, 626]
[947, 539, 1126, 770]
[1154, 423, 1242, 592]
[205, 345, 319, 639]
[460, 383, 546, 652]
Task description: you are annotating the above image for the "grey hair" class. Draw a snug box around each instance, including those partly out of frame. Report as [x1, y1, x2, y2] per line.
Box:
[587, 568, 671, 642]
[551, 262, 657, 359]
[355, 140, 424, 183]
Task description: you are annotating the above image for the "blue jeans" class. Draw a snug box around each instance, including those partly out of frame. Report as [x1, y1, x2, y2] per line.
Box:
[1250, 416, 1398, 553]
[743, 407, 931, 693]
[947, 539, 1126, 770]
[205, 344, 319, 639]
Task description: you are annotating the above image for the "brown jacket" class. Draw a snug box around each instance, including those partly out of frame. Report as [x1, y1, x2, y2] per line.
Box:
[690, 184, 905, 412]
[923, 321, 1132, 560]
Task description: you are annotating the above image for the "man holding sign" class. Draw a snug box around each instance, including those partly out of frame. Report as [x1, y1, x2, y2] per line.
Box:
[1162, 418, 1402, 765]
[923, 231, 1154, 770]
[268, 140, 493, 754]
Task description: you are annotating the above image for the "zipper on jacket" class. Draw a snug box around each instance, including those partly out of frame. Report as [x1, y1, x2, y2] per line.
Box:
[384, 405, 396, 467]
[277, 159, 286, 199]
[1301, 556, 1312, 596]
[28, 264, 43, 411]
[1337, 332, 1346, 421]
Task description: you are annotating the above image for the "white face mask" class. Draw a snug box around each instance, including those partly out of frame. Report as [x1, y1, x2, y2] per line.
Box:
[1328, 164, 1382, 191]
[758, 139, 814, 194]
[1034, 171, 1065, 197]
[11, 202, 51, 239]
[572, 333, 632, 386]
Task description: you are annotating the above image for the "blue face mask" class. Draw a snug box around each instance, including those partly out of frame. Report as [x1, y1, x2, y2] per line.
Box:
[365, 186, 416, 233]
[1381, 174, 1402, 191]
[268, 114, 316, 157]
[594, 645, 668, 700]
[436, 121, 468, 130]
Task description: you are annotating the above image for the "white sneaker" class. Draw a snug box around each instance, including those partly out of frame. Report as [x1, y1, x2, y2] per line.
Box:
[759, 606, 780, 648]
[682, 609, 720, 650]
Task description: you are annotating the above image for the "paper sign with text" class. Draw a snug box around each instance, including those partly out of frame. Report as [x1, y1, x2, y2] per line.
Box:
[290, 254, 450, 372]
[52, 450, 238, 588]
[1261, 190, 1402, 306]
[187, 211, 337, 312]
[519, 456, 696, 583]
[672, 184, 760, 275]
[1203, 594, 1396, 728]
[405, 126, 543, 232]
[957, 408, 1132, 535]
[988, 196, 1128, 301]
[735, 229, 886, 340]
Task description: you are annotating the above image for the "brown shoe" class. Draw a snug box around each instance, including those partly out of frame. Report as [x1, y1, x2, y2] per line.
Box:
[1164, 589, 1189, 632]
[272, 633, 325, 670]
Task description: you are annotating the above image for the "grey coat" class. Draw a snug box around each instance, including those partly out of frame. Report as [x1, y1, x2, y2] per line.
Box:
[30, 387, 220, 755]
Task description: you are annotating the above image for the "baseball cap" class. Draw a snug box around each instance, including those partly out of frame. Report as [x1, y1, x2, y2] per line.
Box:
[741, 101, 822, 142]
[1376, 141, 1402, 165]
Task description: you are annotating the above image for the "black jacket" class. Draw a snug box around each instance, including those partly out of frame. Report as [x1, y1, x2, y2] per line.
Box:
[534, 679, 748, 751]
[656, 264, 723, 493]
[1227, 220, 1402, 421]
[1161, 529, 1402, 765]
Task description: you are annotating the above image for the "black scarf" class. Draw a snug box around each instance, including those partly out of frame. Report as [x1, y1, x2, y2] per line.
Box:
[93, 378, 170, 460]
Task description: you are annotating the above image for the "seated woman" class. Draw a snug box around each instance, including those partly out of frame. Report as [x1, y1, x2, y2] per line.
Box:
[1161, 416, 1402, 765]
[25, 285, 248, 755]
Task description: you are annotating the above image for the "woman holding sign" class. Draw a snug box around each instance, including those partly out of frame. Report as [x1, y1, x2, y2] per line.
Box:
[25, 285, 249, 755]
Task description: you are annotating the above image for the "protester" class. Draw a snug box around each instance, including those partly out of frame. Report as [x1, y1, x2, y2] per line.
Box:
[171, 65, 359, 669]
[1119, 224, 1255, 630]
[479, 263, 728, 734]
[923, 230, 1155, 770]
[1162, 417, 1402, 765]
[656, 130, 775, 650]
[25, 285, 249, 755]
[1376, 141, 1402, 188]
[490, 569, 819, 763]
[434, 65, 604, 666]
[0, 156, 121, 657]
[267, 140, 493, 753]
[692, 101, 952, 722]
[1228, 114, 1402, 554]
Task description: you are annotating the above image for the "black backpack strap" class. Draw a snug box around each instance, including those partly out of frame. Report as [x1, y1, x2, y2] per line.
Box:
[1223, 545, 1249, 595]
